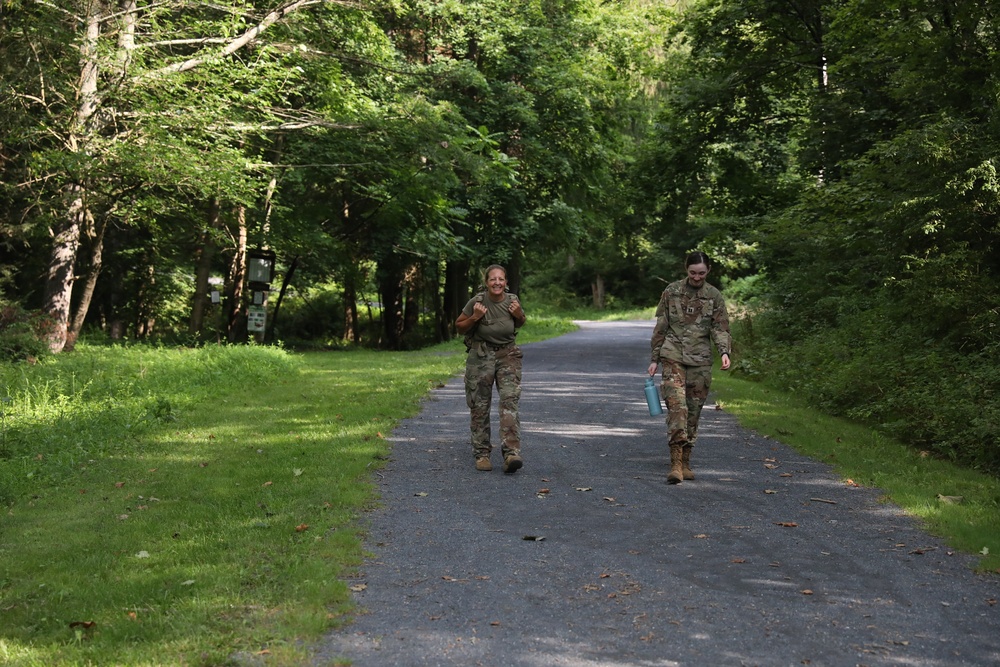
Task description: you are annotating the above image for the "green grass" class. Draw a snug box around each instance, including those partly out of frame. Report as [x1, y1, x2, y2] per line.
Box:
[2, 314, 997, 666]
[711, 368, 1000, 573]
[0, 342, 469, 666]
[529, 303, 656, 322]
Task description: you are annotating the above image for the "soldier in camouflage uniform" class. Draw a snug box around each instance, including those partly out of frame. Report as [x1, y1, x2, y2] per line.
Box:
[456, 265, 526, 474]
[647, 252, 732, 484]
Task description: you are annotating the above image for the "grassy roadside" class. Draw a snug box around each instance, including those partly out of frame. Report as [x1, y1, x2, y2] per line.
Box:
[0, 319, 576, 667]
[2, 312, 996, 666]
[1, 346, 459, 666]
[710, 368, 1000, 573]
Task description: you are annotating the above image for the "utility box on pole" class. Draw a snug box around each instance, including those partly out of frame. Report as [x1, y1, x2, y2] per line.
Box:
[246, 249, 276, 342]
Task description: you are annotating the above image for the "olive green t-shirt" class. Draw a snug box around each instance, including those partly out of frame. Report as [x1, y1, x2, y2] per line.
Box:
[462, 293, 519, 346]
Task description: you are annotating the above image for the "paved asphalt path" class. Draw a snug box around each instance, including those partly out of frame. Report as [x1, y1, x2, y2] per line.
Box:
[316, 321, 999, 667]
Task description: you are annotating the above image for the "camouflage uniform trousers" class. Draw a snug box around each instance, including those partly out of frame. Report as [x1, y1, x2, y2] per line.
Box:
[464, 344, 522, 460]
[660, 359, 713, 447]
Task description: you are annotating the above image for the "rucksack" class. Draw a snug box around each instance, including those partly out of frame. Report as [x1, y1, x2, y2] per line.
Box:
[462, 290, 519, 352]
[463, 291, 486, 352]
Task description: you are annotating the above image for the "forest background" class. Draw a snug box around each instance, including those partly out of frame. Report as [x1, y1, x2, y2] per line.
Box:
[2, 0, 1000, 476]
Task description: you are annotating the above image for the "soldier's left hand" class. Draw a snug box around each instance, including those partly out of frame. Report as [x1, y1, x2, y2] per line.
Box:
[509, 300, 524, 319]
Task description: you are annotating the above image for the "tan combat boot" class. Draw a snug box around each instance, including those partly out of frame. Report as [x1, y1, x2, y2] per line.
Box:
[682, 445, 695, 480]
[475, 457, 492, 471]
[668, 444, 684, 484]
[503, 451, 523, 474]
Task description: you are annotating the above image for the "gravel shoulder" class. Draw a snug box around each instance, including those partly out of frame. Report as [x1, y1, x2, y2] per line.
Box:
[315, 321, 999, 667]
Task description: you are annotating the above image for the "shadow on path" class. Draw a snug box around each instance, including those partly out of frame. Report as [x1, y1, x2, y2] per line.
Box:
[315, 321, 999, 667]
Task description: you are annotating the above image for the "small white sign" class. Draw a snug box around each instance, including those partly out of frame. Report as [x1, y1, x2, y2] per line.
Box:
[247, 305, 266, 332]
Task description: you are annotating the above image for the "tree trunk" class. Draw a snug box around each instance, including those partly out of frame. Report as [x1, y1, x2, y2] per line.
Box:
[135, 262, 157, 339]
[190, 198, 221, 335]
[378, 261, 404, 350]
[226, 205, 248, 342]
[43, 5, 102, 352]
[507, 251, 522, 295]
[62, 1, 138, 352]
[43, 190, 85, 353]
[267, 255, 297, 344]
[65, 212, 108, 351]
[591, 273, 606, 309]
[432, 261, 447, 342]
[442, 258, 469, 338]
[343, 277, 359, 343]
[402, 263, 421, 335]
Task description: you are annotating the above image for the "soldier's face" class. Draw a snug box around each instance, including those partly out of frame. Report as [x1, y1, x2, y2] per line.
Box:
[686, 263, 709, 288]
[487, 269, 507, 296]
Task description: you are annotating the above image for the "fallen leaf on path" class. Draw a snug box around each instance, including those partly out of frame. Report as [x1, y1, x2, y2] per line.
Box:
[800, 589, 814, 595]
[731, 558, 746, 563]
[693, 534, 709, 539]
[537, 488, 550, 495]
[349, 584, 367, 592]
[522, 535, 545, 541]
[414, 492, 428, 497]
[779, 473, 793, 477]
[845, 479, 859, 487]
[576, 487, 592, 492]
[774, 522, 798, 528]
[764, 489, 777, 494]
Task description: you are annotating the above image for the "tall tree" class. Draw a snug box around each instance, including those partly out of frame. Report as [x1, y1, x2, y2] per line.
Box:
[4, 0, 373, 351]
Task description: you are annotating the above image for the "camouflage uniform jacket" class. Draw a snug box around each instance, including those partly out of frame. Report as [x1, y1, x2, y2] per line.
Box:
[650, 280, 732, 367]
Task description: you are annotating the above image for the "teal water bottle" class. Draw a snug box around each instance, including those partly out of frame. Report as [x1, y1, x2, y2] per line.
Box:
[644, 377, 663, 416]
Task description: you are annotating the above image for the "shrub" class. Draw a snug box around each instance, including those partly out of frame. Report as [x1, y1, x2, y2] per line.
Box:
[0, 305, 54, 362]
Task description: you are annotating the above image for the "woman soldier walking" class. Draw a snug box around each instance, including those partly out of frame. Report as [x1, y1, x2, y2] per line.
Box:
[647, 251, 732, 484]
[456, 265, 526, 474]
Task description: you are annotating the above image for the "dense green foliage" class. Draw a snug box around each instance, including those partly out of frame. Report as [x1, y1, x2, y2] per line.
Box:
[2, 0, 999, 471]
[635, 1, 1000, 474]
